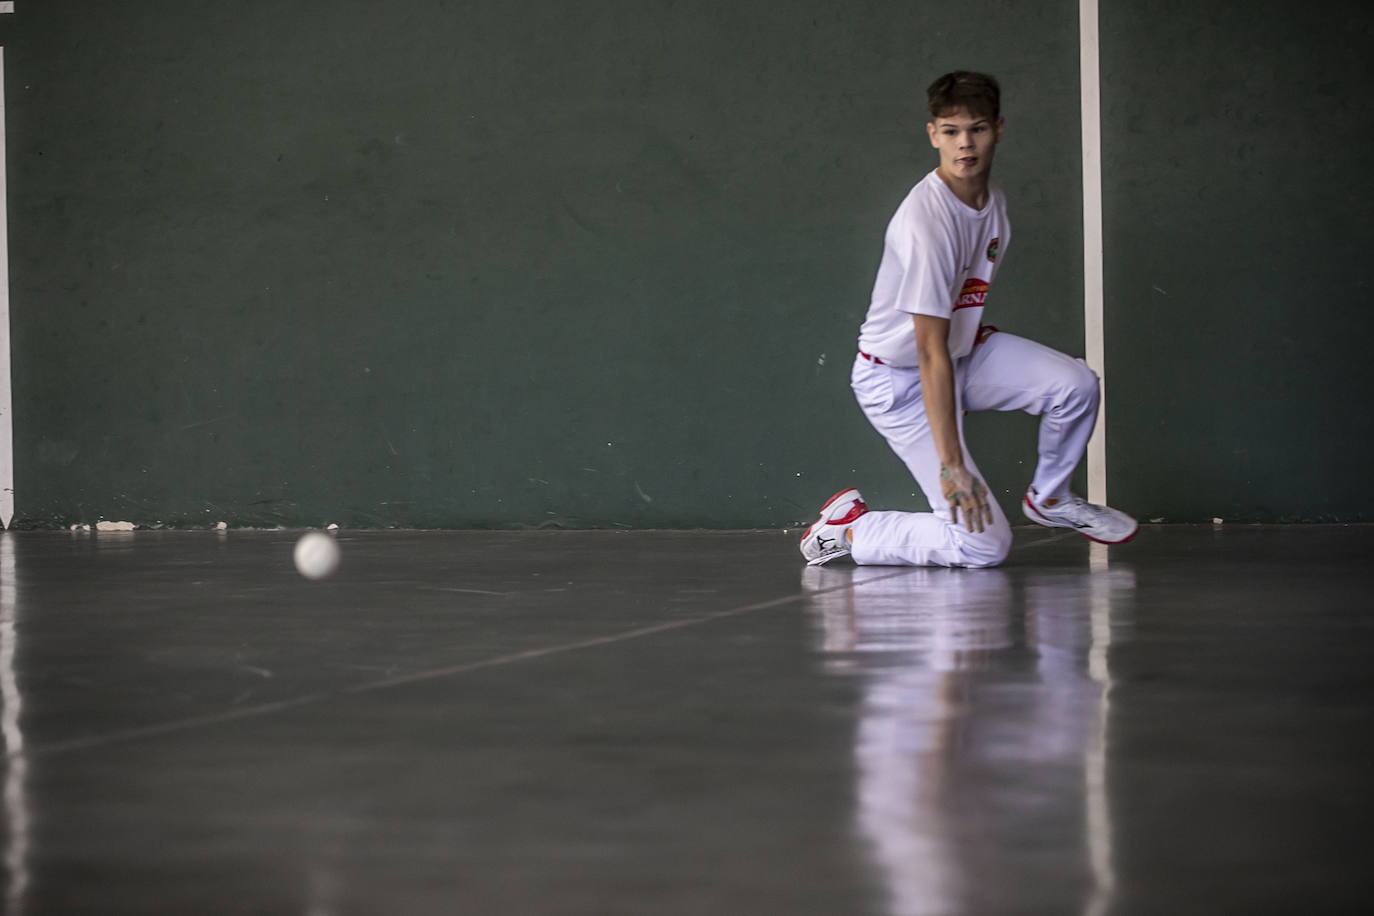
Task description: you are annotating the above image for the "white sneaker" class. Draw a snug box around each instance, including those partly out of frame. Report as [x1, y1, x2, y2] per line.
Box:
[800, 488, 869, 566]
[1022, 487, 1138, 544]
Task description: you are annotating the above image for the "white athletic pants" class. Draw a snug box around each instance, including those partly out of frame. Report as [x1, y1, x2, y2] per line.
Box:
[848, 331, 1100, 568]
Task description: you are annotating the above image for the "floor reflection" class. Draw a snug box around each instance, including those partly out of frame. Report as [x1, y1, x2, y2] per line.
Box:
[803, 556, 1136, 916]
[1, 533, 28, 914]
[1083, 543, 1117, 916]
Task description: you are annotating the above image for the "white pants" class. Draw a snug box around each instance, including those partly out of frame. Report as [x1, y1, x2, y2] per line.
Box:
[848, 331, 1100, 568]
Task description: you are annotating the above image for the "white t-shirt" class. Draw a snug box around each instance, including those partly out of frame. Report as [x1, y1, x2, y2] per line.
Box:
[857, 170, 1009, 367]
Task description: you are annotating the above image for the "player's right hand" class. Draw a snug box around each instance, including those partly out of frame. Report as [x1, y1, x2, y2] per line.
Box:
[940, 465, 993, 534]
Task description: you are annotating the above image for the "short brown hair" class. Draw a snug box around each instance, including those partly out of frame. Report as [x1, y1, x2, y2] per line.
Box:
[927, 71, 1001, 121]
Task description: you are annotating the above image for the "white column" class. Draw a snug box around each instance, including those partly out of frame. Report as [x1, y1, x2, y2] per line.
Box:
[0, 26, 12, 527]
[1080, 0, 1107, 506]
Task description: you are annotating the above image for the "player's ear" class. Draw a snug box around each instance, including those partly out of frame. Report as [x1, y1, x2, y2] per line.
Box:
[926, 120, 939, 148]
[995, 117, 1005, 143]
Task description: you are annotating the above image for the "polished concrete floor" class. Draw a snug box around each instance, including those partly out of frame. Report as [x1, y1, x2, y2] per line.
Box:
[0, 524, 1371, 914]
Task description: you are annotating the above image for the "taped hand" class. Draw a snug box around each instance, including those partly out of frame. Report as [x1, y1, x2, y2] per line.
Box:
[940, 465, 993, 534]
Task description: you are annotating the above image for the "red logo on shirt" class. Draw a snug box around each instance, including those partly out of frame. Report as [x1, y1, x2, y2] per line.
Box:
[954, 278, 988, 311]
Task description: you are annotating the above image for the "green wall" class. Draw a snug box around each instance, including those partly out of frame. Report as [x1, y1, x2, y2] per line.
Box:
[6, 0, 1087, 528]
[1102, 0, 1374, 522]
[15, 4, 1368, 529]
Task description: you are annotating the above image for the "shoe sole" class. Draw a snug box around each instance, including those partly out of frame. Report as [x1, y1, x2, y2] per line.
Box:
[1022, 493, 1139, 545]
[805, 548, 851, 568]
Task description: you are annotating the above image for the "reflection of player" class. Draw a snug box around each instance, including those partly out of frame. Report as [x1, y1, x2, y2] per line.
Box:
[801, 561, 1134, 915]
[802, 563, 1014, 914]
[800, 72, 1136, 569]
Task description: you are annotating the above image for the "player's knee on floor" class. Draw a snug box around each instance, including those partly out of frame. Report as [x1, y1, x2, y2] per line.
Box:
[957, 524, 1012, 568]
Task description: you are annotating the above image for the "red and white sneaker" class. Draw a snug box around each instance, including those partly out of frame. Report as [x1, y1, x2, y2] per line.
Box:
[1022, 487, 1138, 544]
[800, 488, 869, 566]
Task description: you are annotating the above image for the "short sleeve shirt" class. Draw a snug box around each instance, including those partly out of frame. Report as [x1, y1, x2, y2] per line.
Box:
[857, 170, 1009, 367]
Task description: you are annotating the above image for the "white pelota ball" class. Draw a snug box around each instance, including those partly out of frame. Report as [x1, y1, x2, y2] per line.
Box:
[293, 531, 340, 580]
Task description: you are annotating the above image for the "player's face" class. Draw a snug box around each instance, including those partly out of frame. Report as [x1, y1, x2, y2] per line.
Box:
[927, 109, 1003, 181]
